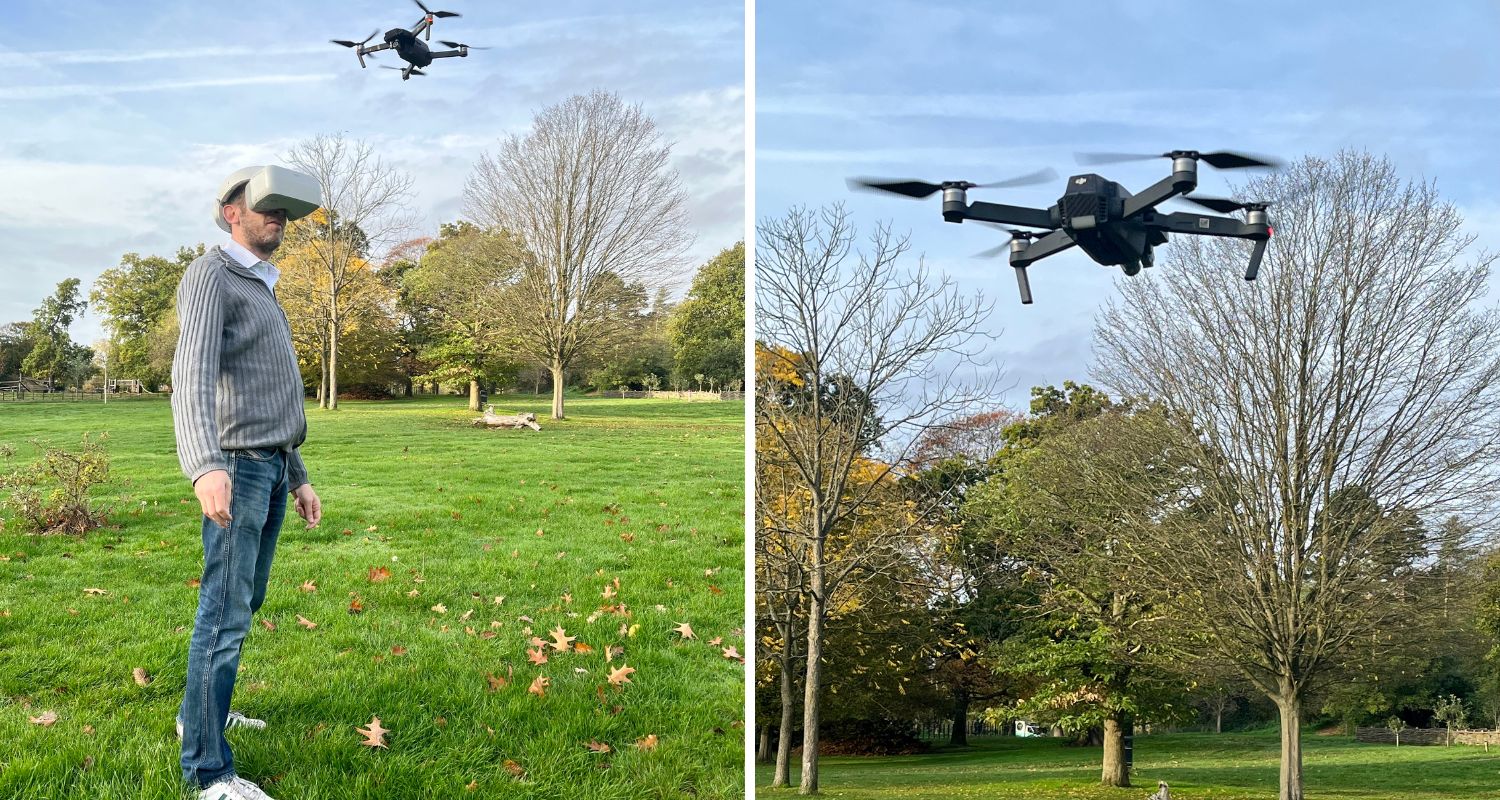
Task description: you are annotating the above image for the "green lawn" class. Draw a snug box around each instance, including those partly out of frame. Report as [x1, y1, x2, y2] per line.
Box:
[0, 395, 746, 799]
[755, 731, 1500, 799]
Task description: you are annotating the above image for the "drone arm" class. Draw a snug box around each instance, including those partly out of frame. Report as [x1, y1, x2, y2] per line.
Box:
[1009, 229, 1076, 268]
[950, 200, 1054, 229]
[1121, 170, 1198, 219]
[428, 48, 468, 59]
[1148, 211, 1267, 239]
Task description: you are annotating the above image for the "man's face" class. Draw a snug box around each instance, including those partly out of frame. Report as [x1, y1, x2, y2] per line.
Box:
[226, 201, 288, 255]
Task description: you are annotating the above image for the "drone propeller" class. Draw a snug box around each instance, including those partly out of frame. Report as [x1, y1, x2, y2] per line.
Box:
[1178, 195, 1262, 214]
[971, 225, 1040, 259]
[848, 167, 1058, 200]
[414, 0, 461, 17]
[439, 40, 491, 50]
[331, 30, 379, 48]
[1074, 150, 1281, 170]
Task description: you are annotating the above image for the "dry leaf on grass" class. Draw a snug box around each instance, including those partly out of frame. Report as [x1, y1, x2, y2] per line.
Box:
[528, 675, 549, 697]
[547, 626, 576, 651]
[503, 759, 525, 778]
[368, 566, 391, 583]
[132, 667, 151, 687]
[722, 646, 745, 663]
[708, 636, 723, 646]
[348, 597, 365, 614]
[585, 740, 612, 753]
[260, 619, 276, 632]
[296, 615, 318, 630]
[607, 664, 636, 686]
[355, 716, 389, 748]
[83, 588, 107, 596]
[485, 669, 511, 691]
[29, 710, 58, 726]
[300, 580, 317, 592]
[527, 647, 548, 665]
[635, 734, 659, 750]
[673, 622, 695, 640]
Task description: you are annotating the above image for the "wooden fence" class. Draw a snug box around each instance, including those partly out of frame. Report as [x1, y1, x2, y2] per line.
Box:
[598, 390, 745, 401]
[1355, 726, 1499, 746]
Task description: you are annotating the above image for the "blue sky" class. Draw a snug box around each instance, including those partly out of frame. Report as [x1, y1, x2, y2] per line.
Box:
[0, 0, 744, 349]
[756, 0, 1500, 409]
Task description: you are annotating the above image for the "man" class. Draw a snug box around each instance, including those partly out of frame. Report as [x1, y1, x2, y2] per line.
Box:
[171, 165, 324, 800]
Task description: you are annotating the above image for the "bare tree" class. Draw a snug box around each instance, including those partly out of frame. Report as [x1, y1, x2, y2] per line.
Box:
[285, 134, 416, 410]
[756, 204, 995, 794]
[464, 90, 691, 420]
[1094, 150, 1500, 800]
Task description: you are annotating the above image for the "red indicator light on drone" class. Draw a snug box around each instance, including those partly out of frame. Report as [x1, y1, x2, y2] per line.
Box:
[1267, 226, 1274, 237]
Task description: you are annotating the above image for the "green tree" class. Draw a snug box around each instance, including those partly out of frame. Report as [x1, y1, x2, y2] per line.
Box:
[967, 384, 1192, 787]
[22, 278, 89, 389]
[0, 321, 33, 381]
[405, 222, 528, 409]
[669, 242, 745, 389]
[89, 245, 201, 390]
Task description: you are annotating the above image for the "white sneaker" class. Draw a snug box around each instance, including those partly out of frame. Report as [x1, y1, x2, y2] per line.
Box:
[199, 775, 276, 800]
[178, 711, 268, 740]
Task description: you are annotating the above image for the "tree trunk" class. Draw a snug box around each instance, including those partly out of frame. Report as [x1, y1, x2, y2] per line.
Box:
[757, 724, 771, 763]
[799, 538, 826, 795]
[550, 359, 566, 420]
[950, 691, 970, 747]
[1101, 714, 1130, 787]
[327, 316, 340, 410]
[469, 379, 480, 411]
[1275, 691, 1304, 800]
[1216, 707, 1224, 734]
[317, 349, 328, 409]
[775, 634, 796, 786]
[403, 378, 413, 398]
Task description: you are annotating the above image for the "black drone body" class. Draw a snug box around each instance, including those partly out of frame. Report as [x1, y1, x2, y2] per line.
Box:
[852, 150, 1277, 304]
[332, 0, 486, 80]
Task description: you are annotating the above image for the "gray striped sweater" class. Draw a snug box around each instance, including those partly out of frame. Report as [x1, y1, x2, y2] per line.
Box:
[171, 245, 310, 490]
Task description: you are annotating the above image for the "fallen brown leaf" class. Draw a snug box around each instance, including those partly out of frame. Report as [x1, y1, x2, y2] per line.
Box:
[348, 597, 365, 614]
[708, 636, 723, 646]
[673, 622, 696, 640]
[296, 615, 318, 630]
[29, 711, 58, 726]
[528, 675, 549, 697]
[527, 647, 548, 665]
[132, 667, 151, 687]
[391, 645, 407, 656]
[503, 759, 525, 778]
[722, 646, 745, 663]
[300, 580, 317, 593]
[607, 664, 636, 686]
[585, 740, 612, 753]
[635, 734, 659, 750]
[83, 588, 107, 596]
[465, 779, 478, 791]
[368, 566, 391, 583]
[355, 716, 389, 748]
[548, 626, 576, 651]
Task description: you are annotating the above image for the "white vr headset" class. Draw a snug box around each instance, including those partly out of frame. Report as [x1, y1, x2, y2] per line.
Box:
[214, 165, 323, 233]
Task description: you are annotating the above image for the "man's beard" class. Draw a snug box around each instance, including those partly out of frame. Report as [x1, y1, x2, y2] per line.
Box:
[249, 224, 284, 255]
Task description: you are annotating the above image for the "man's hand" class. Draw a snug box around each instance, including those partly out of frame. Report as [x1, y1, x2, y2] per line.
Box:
[194, 469, 233, 528]
[293, 484, 322, 529]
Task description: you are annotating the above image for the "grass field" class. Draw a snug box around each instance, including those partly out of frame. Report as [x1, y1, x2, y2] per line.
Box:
[0, 395, 746, 799]
[755, 730, 1500, 799]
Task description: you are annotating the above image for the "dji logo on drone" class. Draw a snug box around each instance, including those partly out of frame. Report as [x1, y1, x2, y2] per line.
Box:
[1074, 177, 1087, 185]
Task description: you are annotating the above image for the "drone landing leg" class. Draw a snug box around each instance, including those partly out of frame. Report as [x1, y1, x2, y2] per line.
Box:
[1014, 267, 1034, 305]
[1245, 238, 1268, 280]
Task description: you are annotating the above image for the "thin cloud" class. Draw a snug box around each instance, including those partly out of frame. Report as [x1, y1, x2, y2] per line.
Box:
[0, 74, 337, 101]
[0, 44, 329, 67]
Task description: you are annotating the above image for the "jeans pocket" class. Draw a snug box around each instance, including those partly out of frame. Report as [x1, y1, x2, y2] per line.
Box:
[237, 447, 279, 462]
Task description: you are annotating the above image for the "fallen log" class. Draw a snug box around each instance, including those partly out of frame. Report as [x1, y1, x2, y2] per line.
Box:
[472, 408, 541, 431]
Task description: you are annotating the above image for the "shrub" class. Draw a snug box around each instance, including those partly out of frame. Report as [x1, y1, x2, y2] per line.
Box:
[0, 432, 112, 535]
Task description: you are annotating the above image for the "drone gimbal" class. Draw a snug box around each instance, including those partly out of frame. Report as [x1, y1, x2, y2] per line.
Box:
[852, 150, 1278, 305]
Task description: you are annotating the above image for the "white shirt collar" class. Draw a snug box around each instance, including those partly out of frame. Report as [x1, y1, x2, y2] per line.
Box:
[223, 240, 281, 291]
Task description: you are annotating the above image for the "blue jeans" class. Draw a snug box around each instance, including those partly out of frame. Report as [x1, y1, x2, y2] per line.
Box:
[179, 447, 287, 788]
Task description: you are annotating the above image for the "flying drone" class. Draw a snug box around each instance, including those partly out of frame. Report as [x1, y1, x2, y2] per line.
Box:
[850, 150, 1279, 304]
[332, 0, 488, 81]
